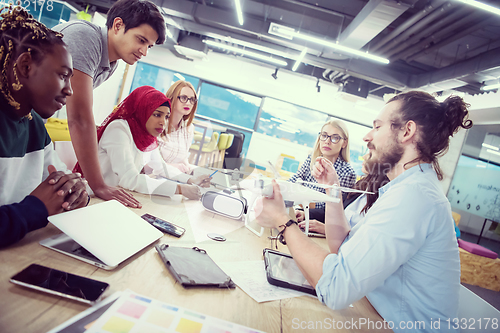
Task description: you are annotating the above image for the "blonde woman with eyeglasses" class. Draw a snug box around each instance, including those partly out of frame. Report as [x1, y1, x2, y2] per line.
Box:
[290, 119, 356, 222]
[158, 80, 210, 187]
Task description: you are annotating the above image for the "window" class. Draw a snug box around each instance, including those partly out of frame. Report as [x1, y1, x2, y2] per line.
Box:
[25, 1, 72, 29]
[257, 98, 327, 147]
[256, 98, 370, 176]
[197, 83, 261, 130]
[129, 63, 199, 94]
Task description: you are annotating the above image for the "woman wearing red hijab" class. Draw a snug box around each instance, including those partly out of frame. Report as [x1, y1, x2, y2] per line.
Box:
[75, 86, 202, 201]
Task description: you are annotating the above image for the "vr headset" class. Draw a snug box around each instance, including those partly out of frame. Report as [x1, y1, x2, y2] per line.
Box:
[201, 191, 247, 220]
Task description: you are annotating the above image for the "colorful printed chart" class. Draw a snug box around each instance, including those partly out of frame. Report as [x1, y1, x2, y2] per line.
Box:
[85, 290, 264, 333]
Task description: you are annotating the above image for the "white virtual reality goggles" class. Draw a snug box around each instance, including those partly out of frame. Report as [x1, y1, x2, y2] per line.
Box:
[201, 191, 247, 220]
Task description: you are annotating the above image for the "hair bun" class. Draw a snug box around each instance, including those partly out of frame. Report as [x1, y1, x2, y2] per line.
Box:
[440, 96, 473, 136]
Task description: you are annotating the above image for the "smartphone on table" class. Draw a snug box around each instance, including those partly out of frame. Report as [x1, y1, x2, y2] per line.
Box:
[9, 263, 109, 305]
[141, 213, 185, 238]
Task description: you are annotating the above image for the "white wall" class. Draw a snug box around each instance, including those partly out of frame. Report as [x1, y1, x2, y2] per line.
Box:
[464, 90, 500, 125]
[440, 128, 468, 194]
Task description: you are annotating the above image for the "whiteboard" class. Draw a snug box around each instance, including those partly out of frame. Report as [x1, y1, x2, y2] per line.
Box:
[447, 156, 500, 223]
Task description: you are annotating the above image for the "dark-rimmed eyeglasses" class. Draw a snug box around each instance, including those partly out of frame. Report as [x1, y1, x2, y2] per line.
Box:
[318, 132, 344, 144]
[177, 95, 197, 104]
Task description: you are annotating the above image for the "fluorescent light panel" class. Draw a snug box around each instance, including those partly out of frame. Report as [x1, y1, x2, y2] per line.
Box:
[482, 82, 500, 91]
[235, 0, 244, 25]
[273, 26, 389, 64]
[487, 149, 500, 156]
[453, 0, 500, 17]
[292, 48, 307, 71]
[204, 40, 287, 66]
[482, 143, 499, 151]
[206, 34, 292, 59]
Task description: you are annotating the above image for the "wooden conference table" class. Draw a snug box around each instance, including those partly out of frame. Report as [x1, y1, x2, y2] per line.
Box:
[0, 191, 391, 333]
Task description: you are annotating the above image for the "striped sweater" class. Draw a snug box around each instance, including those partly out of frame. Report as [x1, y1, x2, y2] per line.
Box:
[0, 109, 67, 248]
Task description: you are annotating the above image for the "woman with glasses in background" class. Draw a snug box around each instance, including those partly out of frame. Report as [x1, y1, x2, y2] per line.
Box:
[290, 119, 356, 223]
[158, 80, 210, 186]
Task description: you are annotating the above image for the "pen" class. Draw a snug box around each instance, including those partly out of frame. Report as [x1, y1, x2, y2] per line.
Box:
[209, 170, 218, 177]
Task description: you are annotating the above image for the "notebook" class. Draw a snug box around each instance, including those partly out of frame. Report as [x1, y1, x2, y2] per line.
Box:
[40, 200, 163, 270]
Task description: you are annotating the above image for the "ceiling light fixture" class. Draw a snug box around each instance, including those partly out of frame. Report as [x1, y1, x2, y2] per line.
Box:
[204, 40, 288, 66]
[272, 68, 279, 80]
[206, 34, 291, 58]
[292, 48, 308, 71]
[234, 0, 244, 25]
[453, 0, 500, 17]
[487, 149, 500, 156]
[482, 143, 499, 151]
[270, 24, 389, 64]
[482, 82, 500, 91]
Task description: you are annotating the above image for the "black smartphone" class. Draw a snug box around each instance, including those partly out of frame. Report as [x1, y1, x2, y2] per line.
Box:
[141, 213, 185, 238]
[9, 264, 109, 305]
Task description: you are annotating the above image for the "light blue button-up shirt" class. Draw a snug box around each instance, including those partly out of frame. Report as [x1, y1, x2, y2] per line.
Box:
[316, 164, 460, 333]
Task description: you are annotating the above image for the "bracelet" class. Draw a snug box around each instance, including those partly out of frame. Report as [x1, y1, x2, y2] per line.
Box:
[277, 219, 298, 245]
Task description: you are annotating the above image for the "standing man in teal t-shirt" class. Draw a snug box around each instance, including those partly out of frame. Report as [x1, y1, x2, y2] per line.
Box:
[53, 0, 166, 207]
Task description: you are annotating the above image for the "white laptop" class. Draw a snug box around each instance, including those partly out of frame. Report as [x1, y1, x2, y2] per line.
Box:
[40, 200, 162, 270]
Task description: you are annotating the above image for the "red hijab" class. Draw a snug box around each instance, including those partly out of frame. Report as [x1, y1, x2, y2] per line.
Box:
[74, 86, 170, 176]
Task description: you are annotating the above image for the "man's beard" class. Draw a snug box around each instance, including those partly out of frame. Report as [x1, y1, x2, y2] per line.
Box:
[364, 137, 404, 176]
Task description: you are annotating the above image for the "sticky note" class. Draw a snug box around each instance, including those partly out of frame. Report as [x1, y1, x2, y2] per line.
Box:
[175, 318, 203, 333]
[117, 301, 147, 319]
[101, 316, 135, 333]
[146, 309, 175, 328]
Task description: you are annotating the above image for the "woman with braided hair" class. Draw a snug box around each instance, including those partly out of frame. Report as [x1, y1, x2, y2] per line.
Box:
[0, 6, 88, 248]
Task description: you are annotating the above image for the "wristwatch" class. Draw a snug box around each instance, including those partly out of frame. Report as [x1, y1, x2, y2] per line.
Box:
[277, 219, 298, 245]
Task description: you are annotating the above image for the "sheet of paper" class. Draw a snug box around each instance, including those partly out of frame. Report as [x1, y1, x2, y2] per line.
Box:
[218, 260, 313, 303]
[84, 289, 264, 333]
